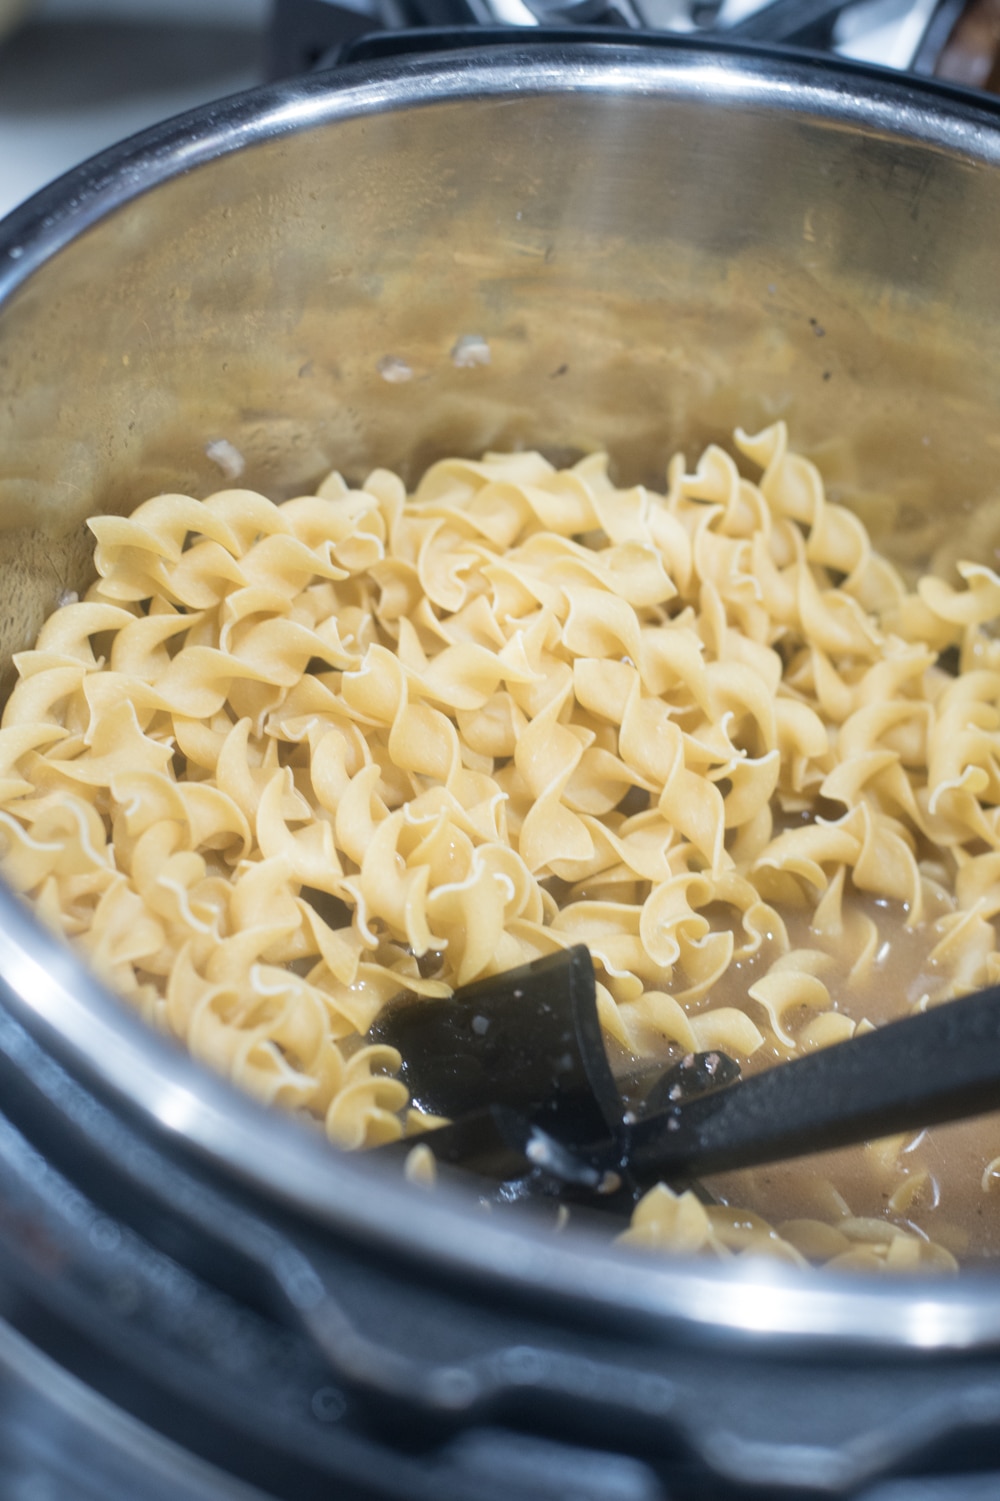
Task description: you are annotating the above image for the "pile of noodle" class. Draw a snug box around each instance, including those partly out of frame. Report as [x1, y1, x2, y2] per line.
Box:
[2, 421, 999, 1274]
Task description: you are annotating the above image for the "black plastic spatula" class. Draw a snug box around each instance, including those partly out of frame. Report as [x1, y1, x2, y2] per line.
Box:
[629, 982, 1000, 1186]
[370, 947, 624, 1146]
[373, 946, 1000, 1198]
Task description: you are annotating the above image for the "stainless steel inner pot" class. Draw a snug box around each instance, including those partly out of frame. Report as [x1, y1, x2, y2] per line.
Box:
[1, 38, 1000, 1356]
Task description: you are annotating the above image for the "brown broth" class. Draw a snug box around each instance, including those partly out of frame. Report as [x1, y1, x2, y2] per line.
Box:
[617, 887, 1000, 1262]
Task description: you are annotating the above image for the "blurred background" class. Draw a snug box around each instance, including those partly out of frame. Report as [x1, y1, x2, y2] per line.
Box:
[0, 0, 268, 218]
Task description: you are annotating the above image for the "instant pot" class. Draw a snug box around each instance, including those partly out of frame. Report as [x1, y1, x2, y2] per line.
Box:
[2, 9, 1000, 1498]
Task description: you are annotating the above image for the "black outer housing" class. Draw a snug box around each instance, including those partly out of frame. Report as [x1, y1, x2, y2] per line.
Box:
[6, 953, 1000, 1501]
[266, 0, 961, 77]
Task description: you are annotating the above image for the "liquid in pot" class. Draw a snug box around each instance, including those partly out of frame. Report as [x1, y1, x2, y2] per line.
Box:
[2, 422, 999, 1273]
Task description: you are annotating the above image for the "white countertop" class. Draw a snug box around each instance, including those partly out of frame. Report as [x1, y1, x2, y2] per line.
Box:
[0, 0, 268, 220]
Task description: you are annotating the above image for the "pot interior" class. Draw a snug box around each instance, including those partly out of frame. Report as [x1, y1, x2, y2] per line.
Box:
[1, 42, 1000, 1326]
[2, 49, 999, 675]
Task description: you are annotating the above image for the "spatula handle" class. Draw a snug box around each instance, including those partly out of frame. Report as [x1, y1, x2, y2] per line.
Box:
[630, 984, 1000, 1185]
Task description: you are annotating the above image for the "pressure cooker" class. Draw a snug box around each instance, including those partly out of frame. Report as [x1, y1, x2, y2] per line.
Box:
[2, 12, 1000, 1499]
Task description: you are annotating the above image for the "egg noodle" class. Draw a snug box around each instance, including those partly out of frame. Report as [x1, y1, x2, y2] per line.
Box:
[2, 422, 1000, 1272]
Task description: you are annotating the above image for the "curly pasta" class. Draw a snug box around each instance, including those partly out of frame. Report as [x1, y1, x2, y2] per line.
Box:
[2, 422, 1000, 1263]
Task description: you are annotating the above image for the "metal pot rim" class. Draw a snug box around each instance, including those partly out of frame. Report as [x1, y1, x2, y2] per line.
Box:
[3, 39, 1000, 1353]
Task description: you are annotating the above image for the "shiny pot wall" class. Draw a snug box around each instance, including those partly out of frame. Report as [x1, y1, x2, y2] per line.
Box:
[1, 39, 1000, 1362]
[3, 43, 1000, 679]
